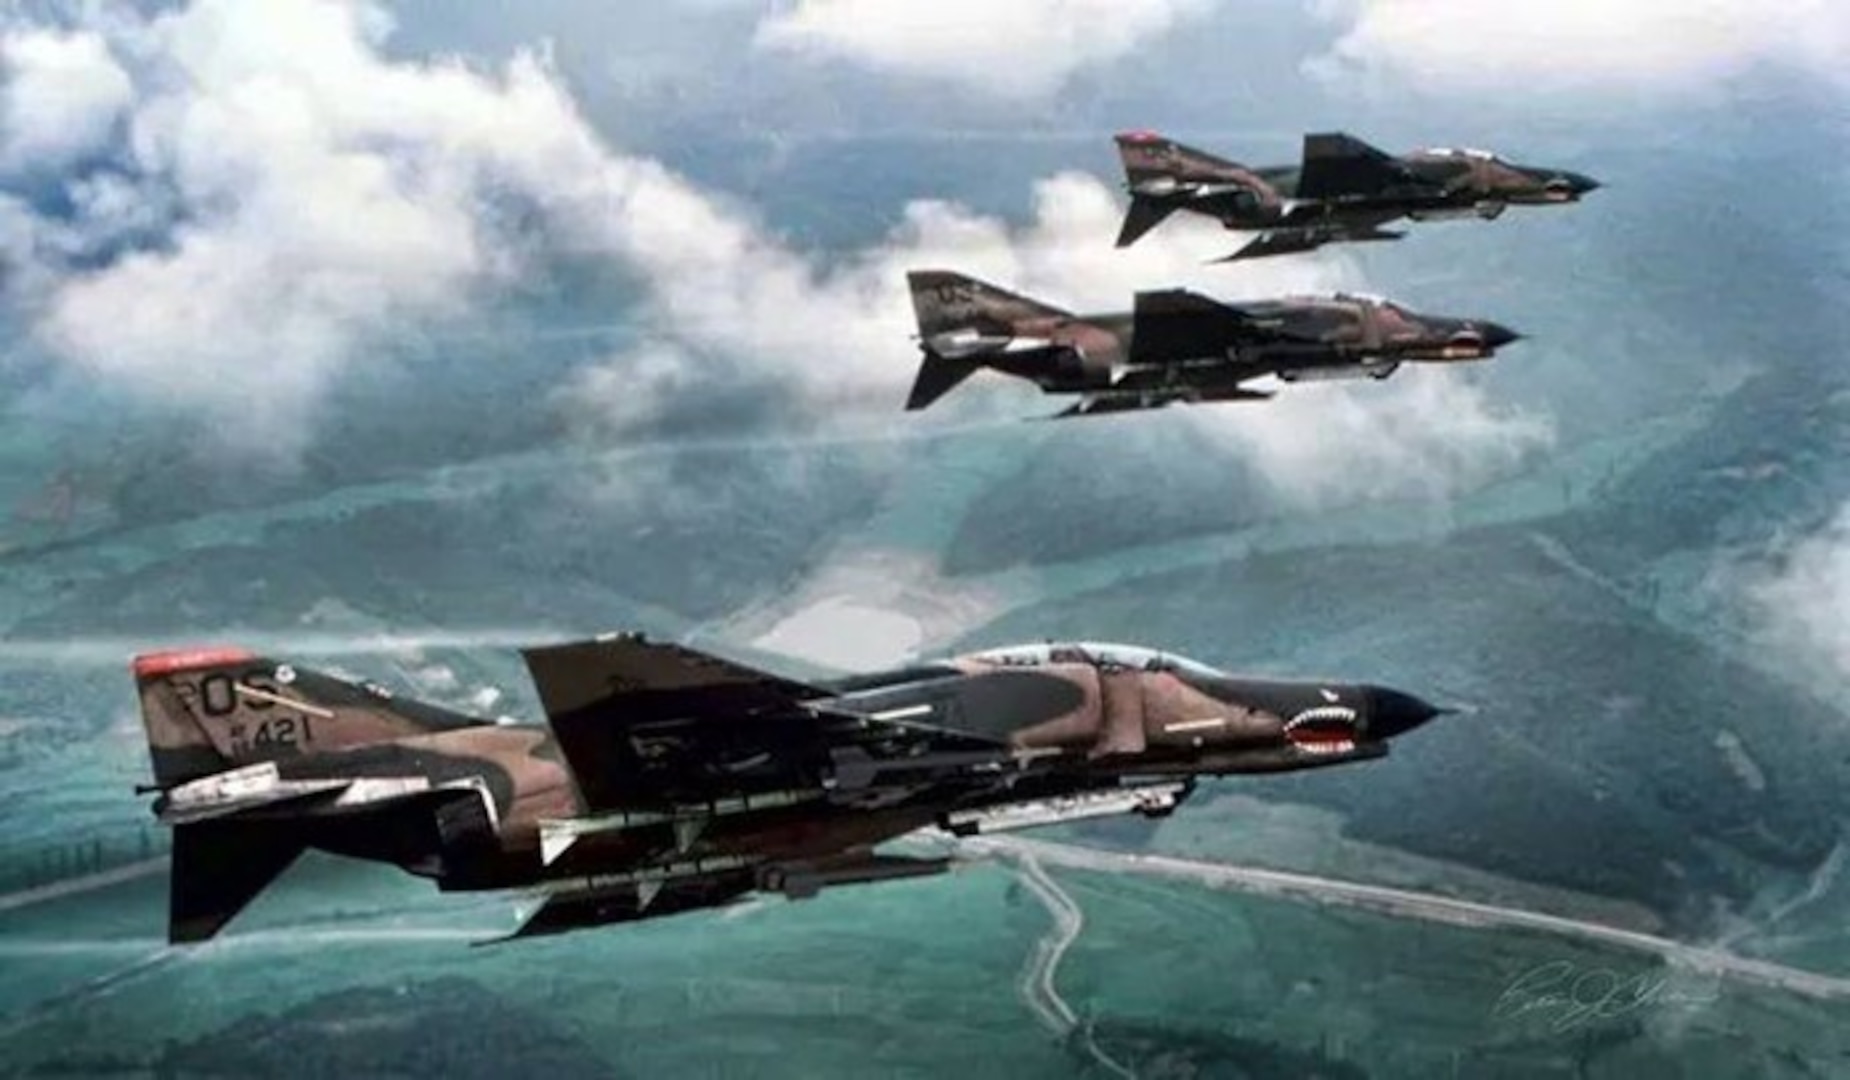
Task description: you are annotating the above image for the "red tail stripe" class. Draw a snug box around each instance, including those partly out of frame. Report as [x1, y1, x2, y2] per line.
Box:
[132, 647, 258, 678]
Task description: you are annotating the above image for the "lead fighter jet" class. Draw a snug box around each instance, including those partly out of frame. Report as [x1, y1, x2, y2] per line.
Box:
[134, 635, 1447, 943]
[1115, 130, 1600, 261]
[903, 269, 1520, 417]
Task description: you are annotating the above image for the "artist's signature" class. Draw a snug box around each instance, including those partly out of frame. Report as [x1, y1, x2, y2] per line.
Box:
[1491, 960, 1722, 1033]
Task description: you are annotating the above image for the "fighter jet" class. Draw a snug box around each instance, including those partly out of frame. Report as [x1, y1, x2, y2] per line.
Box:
[1115, 130, 1600, 261]
[904, 269, 1520, 418]
[133, 635, 1447, 943]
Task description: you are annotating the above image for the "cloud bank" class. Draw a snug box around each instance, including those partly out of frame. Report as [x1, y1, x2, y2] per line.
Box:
[1308, 0, 1850, 91]
[753, 0, 1217, 98]
[0, 0, 1547, 505]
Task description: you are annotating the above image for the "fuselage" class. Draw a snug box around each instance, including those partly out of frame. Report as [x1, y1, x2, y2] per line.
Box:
[978, 294, 1519, 397]
[290, 641, 1441, 891]
[1154, 149, 1599, 232]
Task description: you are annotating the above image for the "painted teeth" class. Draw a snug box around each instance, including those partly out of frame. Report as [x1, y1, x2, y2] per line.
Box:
[1285, 706, 1358, 730]
[1296, 739, 1356, 756]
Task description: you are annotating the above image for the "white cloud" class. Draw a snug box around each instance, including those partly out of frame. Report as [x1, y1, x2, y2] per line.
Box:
[10, 0, 586, 450]
[1191, 370, 1552, 506]
[0, 28, 132, 171]
[0, 0, 1547, 505]
[1307, 0, 1850, 91]
[753, 0, 1216, 97]
[1740, 505, 1850, 686]
[566, 167, 1345, 423]
[566, 166, 1548, 502]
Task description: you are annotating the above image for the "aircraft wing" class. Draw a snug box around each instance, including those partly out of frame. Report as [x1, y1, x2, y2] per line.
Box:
[522, 635, 838, 811]
[1297, 132, 1426, 200]
[1128, 288, 1266, 365]
[1048, 381, 1273, 420]
[486, 871, 759, 943]
[1215, 215, 1405, 263]
[486, 850, 954, 943]
[523, 635, 1010, 812]
[523, 634, 828, 723]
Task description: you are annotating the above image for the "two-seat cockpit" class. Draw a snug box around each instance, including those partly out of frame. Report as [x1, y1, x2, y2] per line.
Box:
[967, 641, 1225, 678]
[1416, 146, 1506, 164]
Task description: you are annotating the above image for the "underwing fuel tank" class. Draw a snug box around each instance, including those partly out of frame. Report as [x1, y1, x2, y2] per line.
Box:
[1276, 361, 1399, 383]
[936, 781, 1193, 837]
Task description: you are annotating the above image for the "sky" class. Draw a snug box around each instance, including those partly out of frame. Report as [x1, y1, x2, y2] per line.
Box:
[0, 0, 1843, 679]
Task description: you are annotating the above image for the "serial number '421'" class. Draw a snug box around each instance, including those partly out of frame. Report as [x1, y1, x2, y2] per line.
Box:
[229, 715, 315, 756]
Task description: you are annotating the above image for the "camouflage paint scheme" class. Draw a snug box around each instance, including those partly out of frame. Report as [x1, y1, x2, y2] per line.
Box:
[1115, 130, 1600, 259]
[903, 270, 1522, 416]
[134, 636, 1446, 943]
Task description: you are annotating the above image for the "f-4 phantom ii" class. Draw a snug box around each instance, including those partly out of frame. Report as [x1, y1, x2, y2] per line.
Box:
[1115, 130, 1600, 261]
[134, 635, 1447, 943]
[904, 270, 1520, 418]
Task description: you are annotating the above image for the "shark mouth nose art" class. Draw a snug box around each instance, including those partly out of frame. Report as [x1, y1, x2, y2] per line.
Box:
[1284, 706, 1360, 755]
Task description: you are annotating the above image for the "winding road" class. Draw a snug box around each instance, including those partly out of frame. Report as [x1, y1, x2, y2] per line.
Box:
[964, 836, 1850, 1002]
[1008, 853, 1139, 1080]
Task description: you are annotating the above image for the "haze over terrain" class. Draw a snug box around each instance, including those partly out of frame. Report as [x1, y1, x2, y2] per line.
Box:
[0, 1, 1846, 1076]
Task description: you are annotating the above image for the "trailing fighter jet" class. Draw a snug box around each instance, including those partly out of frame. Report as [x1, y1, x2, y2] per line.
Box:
[1115, 130, 1599, 261]
[903, 269, 1520, 418]
[133, 635, 1447, 943]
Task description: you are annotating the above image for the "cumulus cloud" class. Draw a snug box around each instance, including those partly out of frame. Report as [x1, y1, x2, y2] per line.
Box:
[1739, 505, 1850, 687]
[2, 1, 594, 449]
[0, 0, 1547, 505]
[561, 166, 1347, 438]
[1187, 370, 1552, 507]
[1307, 0, 1850, 91]
[564, 164, 1548, 503]
[0, 28, 132, 171]
[753, 0, 1217, 98]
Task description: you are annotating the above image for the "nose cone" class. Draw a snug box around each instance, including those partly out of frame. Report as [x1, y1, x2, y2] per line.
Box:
[1478, 321, 1523, 350]
[1366, 686, 1448, 740]
[1537, 169, 1601, 200]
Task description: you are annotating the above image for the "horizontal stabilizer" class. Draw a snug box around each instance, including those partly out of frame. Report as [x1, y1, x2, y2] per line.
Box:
[169, 821, 305, 943]
[906, 351, 980, 410]
[1115, 195, 1178, 248]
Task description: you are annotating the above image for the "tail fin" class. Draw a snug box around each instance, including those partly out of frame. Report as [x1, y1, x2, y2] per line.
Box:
[904, 270, 1070, 411]
[1114, 130, 1248, 185]
[906, 269, 1069, 338]
[133, 647, 489, 788]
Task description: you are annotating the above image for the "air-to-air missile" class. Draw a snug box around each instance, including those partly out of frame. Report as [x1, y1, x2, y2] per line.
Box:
[1114, 130, 1599, 261]
[133, 635, 1447, 942]
[903, 270, 1520, 417]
